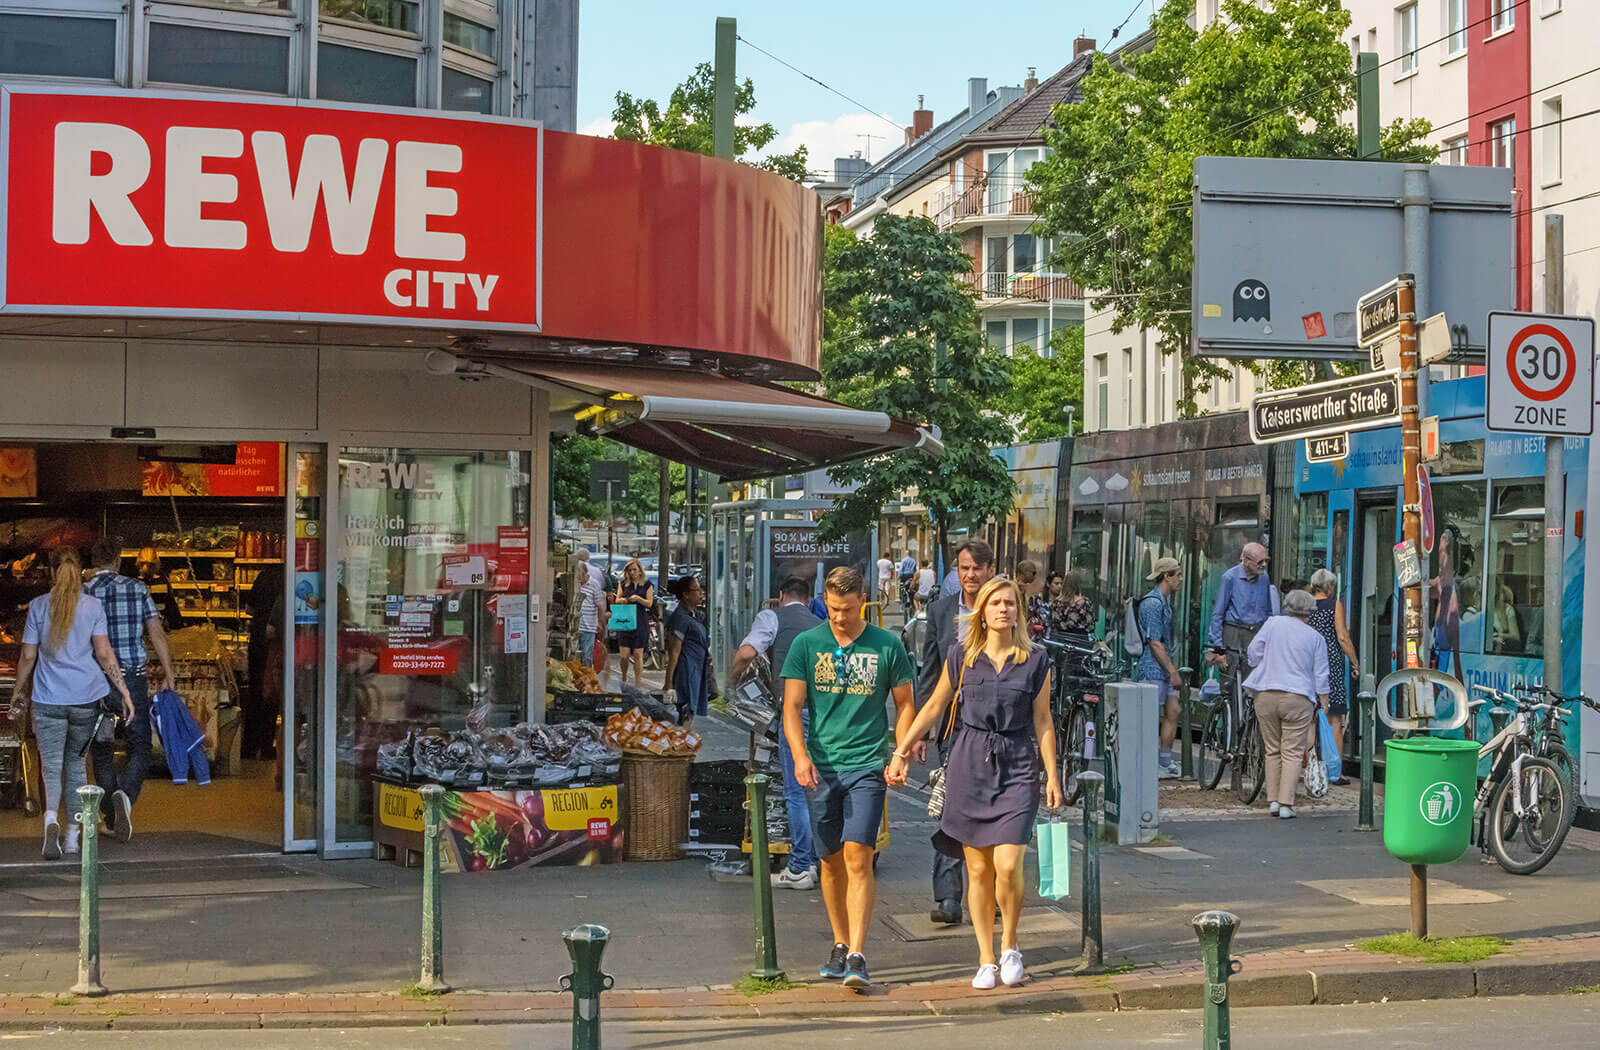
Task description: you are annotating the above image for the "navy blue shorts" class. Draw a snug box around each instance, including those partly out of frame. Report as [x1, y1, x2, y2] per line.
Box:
[807, 767, 886, 857]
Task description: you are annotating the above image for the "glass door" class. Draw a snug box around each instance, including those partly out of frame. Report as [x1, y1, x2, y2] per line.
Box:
[1358, 499, 1399, 693]
[282, 445, 323, 851]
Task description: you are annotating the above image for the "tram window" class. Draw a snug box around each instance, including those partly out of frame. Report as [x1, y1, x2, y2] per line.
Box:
[1485, 480, 1544, 659]
[1291, 493, 1329, 579]
[1429, 481, 1486, 658]
[1069, 509, 1104, 597]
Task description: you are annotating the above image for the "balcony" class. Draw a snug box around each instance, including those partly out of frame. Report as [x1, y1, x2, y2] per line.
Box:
[964, 269, 1083, 303]
[935, 174, 1038, 231]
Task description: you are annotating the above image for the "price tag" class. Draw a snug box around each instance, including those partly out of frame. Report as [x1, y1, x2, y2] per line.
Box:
[442, 553, 487, 587]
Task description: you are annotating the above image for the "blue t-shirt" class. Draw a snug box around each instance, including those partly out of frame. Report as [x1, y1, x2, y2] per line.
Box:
[1135, 587, 1173, 682]
[22, 593, 110, 706]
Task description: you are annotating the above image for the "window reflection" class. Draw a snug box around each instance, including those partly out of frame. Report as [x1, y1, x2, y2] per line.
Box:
[321, 0, 419, 33]
[0, 13, 117, 79]
[1486, 480, 1544, 658]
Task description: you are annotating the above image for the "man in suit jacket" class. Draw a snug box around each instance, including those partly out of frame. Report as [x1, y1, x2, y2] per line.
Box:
[918, 538, 997, 925]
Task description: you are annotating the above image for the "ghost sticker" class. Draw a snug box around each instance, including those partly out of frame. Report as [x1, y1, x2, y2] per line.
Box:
[1232, 279, 1271, 323]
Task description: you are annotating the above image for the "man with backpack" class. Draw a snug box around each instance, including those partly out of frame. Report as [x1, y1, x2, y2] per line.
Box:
[1131, 557, 1185, 778]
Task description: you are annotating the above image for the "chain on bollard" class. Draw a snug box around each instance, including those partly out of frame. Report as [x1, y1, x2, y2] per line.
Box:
[1193, 910, 1242, 1050]
[70, 785, 107, 997]
[1075, 771, 1104, 974]
[1355, 690, 1377, 833]
[561, 923, 614, 1050]
[417, 784, 451, 994]
[744, 773, 785, 980]
[1178, 667, 1194, 780]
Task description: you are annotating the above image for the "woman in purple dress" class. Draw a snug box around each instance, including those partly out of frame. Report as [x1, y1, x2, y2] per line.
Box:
[887, 576, 1061, 990]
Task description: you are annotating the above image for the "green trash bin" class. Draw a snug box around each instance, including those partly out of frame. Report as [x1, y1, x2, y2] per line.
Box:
[1383, 737, 1479, 865]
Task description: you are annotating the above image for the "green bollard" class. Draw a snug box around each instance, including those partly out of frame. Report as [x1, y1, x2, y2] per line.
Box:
[745, 773, 784, 981]
[417, 784, 450, 994]
[1355, 691, 1377, 833]
[1075, 771, 1104, 974]
[561, 923, 615, 1050]
[70, 785, 107, 997]
[1193, 910, 1242, 1050]
[1178, 666, 1194, 780]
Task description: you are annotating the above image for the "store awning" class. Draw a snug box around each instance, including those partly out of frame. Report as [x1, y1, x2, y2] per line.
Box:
[424, 352, 942, 481]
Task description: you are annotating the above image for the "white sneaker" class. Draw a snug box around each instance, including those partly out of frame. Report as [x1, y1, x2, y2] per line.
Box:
[1278, 806, 1297, 820]
[999, 949, 1025, 986]
[1158, 763, 1181, 780]
[771, 866, 818, 890]
[64, 829, 80, 856]
[1269, 802, 1280, 816]
[972, 963, 999, 989]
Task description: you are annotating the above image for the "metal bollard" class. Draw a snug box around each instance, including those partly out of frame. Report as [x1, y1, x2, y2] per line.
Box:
[1178, 667, 1194, 780]
[560, 923, 615, 1050]
[1355, 690, 1377, 833]
[744, 773, 784, 980]
[1075, 771, 1105, 974]
[417, 784, 450, 994]
[70, 785, 107, 997]
[1193, 910, 1242, 1050]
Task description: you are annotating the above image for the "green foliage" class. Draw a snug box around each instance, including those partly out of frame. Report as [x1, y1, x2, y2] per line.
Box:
[611, 62, 807, 180]
[818, 216, 1016, 542]
[550, 435, 684, 525]
[1354, 934, 1507, 964]
[1001, 324, 1086, 441]
[733, 974, 800, 996]
[1029, 0, 1436, 414]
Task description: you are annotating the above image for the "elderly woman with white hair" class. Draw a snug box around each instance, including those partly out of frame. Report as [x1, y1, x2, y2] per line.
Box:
[1307, 569, 1358, 781]
[1245, 589, 1330, 819]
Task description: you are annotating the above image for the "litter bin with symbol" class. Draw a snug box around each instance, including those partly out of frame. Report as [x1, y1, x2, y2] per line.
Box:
[1382, 737, 1479, 865]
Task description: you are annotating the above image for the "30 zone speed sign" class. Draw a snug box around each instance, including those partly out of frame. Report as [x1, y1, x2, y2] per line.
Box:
[1487, 311, 1596, 437]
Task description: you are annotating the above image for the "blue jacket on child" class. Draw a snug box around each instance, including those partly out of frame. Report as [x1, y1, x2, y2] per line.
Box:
[151, 689, 211, 786]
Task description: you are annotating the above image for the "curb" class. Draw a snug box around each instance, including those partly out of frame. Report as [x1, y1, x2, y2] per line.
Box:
[4, 951, 1598, 1030]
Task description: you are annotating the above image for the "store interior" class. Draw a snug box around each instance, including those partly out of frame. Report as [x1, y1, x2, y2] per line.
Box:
[0, 442, 289, 860]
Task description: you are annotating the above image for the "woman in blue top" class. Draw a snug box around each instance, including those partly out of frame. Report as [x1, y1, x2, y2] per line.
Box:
[664, 575, 710, 726]
[13, 548, 133, 860]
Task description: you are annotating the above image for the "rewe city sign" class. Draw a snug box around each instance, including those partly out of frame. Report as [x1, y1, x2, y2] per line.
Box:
[0, 86, 541, 331]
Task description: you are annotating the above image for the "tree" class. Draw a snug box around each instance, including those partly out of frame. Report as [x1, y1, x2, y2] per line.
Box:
[1029, 0, 1436, 413]
[549, 435, 684, 526]
[611, 62, 807, 180]
[817, 216, 1016, 550]
[1000, 325, 1085, 441]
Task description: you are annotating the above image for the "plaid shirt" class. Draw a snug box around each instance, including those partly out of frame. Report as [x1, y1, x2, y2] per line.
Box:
[83, 570, 157, 669]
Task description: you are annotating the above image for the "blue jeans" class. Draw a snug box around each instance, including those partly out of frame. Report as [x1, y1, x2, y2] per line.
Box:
[777, 712, 816, 873]
[91, 671, 152, 820]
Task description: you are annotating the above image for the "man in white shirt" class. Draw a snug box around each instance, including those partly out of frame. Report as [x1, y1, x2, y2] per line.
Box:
[575, 549, 608, 673]
[875, 552, 894, 606]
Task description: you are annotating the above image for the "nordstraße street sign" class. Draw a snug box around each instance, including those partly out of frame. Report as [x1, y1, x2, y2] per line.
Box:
[1358, 278, 1405, 347]
[1250, 371, 1401, 444]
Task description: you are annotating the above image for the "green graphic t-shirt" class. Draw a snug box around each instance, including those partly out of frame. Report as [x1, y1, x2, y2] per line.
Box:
[780, 621, 914, 773]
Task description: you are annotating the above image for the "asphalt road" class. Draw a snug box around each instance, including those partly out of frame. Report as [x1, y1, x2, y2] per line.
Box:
[8, 996, 1600, 1049]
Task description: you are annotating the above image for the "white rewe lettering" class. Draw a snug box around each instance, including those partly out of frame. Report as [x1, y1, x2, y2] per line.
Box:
[432, 271, 466, 309]
[52, 122, 153, 246]
[394, 141, 465, 261]
[252, 132, 388, 254]
[383, 268, 413, 307]
[467, 272, 499, 311]
[164, 126, 247, 250]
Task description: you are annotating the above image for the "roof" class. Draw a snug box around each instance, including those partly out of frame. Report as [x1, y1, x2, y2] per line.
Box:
[971, 52, 1096, 139]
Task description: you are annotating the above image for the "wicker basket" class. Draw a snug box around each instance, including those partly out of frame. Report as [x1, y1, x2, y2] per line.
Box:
[620, 752, 693, 861]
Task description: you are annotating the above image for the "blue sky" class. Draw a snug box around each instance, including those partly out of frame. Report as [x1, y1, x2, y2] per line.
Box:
[577, 1, 1156, 177]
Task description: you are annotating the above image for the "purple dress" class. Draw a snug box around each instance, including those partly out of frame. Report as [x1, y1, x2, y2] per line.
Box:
[934, 644, 1050, 856]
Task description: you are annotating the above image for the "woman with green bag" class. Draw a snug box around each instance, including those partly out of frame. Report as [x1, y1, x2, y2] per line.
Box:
[887, 575, 1060, 990]
[612, 558, 655, 687]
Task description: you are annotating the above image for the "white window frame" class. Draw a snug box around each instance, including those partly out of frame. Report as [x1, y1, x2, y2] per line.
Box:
[1541, 0, 1562, 16]
[1094, 354, 1110, 431]
[0, 2, 129, 86]
[1122, 347, 1135, 427]
[140, 3, 301, 95]
[1442, 133, 1468, 166]
[1444, 0, 1468, 55]
[1541, 96, 1563, 187]
[1491, 0, 1515, 33]
[1396, 3, 1419, 77]
[1490, 117, 1517, 172]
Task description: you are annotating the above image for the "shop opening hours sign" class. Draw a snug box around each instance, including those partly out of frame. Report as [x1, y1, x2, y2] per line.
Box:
[0, 86, 541, 331]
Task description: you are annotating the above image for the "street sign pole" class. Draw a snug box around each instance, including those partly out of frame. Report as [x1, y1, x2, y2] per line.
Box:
[1545, 215, 1565, 700]
[1397, 274, 1424, 670]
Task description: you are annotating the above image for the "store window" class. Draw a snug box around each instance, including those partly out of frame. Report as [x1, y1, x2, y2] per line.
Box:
[1429, 481, 1486, 665]
[443, 12, 494, 56]
[321, 0, 419, 32]
[1486, 480, 1544, 658]
[442, 66, 495, 113]
[147, 22, 289, 94]
[318, 42, 416, 106]
[334, 448, 531, 845]
[0, 13, 117, 80]
[288, 448, 325, 846]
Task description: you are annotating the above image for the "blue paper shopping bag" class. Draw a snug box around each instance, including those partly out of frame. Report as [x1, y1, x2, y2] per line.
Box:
[1035, 818, 1072, 900]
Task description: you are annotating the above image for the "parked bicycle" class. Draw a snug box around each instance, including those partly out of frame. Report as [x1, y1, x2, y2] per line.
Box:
[1042, 634, 1111, 804]
[1510, 684, 1600, 803]
[1197, 645, 1266, 804]
[1467, 683, 1575, 875]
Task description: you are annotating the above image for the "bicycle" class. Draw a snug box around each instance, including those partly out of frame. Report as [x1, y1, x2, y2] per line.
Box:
[1511, 684, 1600, 804]
[1197, 645, 1265, 804]
[1467, 683, 1575, 875]
[1042, 634, 1111, 804]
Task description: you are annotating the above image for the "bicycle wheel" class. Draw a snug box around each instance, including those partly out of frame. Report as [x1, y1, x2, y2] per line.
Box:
[1488, 755, 1572, 875]
[1061, 706, 1089, 805]
[1234, 720, 1265, 805]
[1198, 703, 1230, 791]
[1543, 742, 1581, 820]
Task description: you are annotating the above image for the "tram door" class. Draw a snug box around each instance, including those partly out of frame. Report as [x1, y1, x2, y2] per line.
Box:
[1355, 498, 1399, 692]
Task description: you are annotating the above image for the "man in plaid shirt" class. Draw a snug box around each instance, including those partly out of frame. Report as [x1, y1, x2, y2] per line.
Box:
[84, 537, 177, 842]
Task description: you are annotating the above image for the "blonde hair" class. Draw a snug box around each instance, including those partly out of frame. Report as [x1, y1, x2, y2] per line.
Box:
[961, 576, 1034, 668]
[622, 558, 647, 586]
[45, 548, 83, 653]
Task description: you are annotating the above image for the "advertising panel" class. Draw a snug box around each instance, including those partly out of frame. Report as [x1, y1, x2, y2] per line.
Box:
[766, 522, 873, 601]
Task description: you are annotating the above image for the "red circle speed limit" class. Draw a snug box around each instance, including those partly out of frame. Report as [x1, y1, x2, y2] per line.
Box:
[1505, 323, 1577, 402]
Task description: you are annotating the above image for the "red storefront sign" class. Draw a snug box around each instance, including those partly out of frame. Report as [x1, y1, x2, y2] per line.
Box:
[0, 87, 540, 331]
[142, 441, 282, 497]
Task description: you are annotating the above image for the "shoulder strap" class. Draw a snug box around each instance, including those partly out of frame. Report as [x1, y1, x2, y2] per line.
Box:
[941, 662, 966, 741]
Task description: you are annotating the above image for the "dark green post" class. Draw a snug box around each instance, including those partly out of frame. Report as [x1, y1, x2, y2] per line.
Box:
[1356, 690, 1377, 832]
[1193, 910, 1241, 1050]
[1178, 666, 1194, 780]
[1357, 52, 1380, 160]
[1075, 771, 1104, 974]
[712, 18, 736, 162]
[418, 784, 450, 993]
[70, 785, 107, 997]
[561, 923, 614, 1050]
[745, 773, 784, 980]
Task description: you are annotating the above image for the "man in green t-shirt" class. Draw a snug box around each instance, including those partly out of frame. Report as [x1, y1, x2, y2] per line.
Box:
[781, 566, 916, 990]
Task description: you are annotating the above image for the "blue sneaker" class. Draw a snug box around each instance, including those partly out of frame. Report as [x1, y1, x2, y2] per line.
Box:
[842, 952, 870, 989]
[819, 942, 848, 979]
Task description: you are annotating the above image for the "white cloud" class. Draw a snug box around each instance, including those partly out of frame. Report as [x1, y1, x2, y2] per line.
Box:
[579, 116, 617, 138]
[762, 112, 901, 177]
